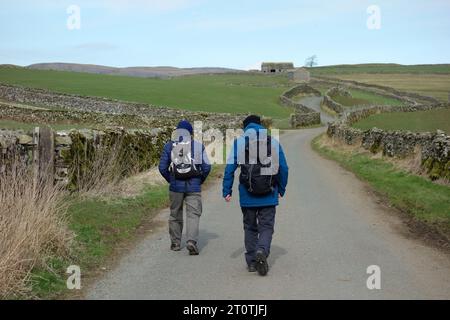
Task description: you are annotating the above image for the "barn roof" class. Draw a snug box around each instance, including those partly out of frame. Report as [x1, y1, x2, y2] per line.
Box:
[261, 62, 294, 67]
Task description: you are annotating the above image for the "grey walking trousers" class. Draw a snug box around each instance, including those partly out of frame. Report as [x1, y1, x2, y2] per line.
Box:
[169, 191, 202, 245]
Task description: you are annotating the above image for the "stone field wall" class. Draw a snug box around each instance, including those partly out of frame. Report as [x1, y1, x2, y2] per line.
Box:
[327, 103, 450, 181]
[0, 126, 172, 190]
[279, 84, 321, 128]
[0, 83, 253, 190]
[0, 84, 245, 131]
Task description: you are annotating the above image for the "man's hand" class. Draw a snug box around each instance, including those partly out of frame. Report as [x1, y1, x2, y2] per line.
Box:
[225, 195, 232, 202]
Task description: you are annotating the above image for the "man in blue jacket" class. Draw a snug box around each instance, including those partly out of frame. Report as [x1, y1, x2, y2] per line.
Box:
[159, 120, 211, 255]
[223, 115, 289, 276]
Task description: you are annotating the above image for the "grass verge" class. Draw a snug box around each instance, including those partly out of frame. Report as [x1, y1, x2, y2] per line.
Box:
[312, 134, 450, 242]
[29, 165, 224, 299]
[30, 184, 169, 299]
[0, 165, 71, 299]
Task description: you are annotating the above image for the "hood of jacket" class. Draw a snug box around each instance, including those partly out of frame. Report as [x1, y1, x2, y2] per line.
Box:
[244, 122, 267, 133]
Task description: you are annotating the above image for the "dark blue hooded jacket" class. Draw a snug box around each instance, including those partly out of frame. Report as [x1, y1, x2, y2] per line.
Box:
[158, 127, 211, 193]
[222, 123, 289, 208]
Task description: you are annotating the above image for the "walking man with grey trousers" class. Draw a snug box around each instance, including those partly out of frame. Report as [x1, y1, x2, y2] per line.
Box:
[159, 120, 211, 255]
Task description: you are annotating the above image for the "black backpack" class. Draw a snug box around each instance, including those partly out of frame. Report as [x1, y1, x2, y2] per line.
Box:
[239, 136, 278, 196]
[170, 140, 202, 180]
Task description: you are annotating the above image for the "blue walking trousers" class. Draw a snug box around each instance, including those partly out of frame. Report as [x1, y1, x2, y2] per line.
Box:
[241, 206, 276, 267]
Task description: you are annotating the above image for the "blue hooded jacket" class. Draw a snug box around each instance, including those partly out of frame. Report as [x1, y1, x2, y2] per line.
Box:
[222, 123, 289, 208]
[158, 122, 211, 193]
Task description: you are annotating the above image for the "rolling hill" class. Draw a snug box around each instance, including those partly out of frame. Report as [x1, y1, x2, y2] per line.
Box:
[26, 63, 245, 78]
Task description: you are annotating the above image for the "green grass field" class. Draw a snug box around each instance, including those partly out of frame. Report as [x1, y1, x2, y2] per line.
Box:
[331, 89, 404, 107]
[309, 63, 450, 75]
[0, 67, 292, 119]
[327, 73, 450, 102]
[352, 108, 450, 133]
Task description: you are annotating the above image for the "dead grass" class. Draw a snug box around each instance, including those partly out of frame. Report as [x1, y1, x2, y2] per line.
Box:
[110, 168, 167, 199]
[70, 135, 167, 198]
[73, 138, 136, 198]
[0, 163, 72, 299]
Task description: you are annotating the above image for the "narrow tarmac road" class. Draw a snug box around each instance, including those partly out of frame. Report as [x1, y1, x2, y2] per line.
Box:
[87, 128, 450, 300]
[297, 96, 336, 124]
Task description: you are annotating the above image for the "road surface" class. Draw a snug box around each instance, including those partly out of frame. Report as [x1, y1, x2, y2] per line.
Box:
[297, 96, 336, 124]
[87, 128, 450, 300]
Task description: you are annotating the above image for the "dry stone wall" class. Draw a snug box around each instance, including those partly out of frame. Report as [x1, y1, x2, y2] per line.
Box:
[0, 83, 244, 131]
[0, 102, 169, 129]
[327, 103, 450, 181]
[0, 126, 172, 190]
[280, 84, 321, 128]
[322, 86, 355, 116]
[282, 84, 321, 98]
[326, 86, 352, 98]
[344, 103, 448, 125]
[290, 112, 321, 128]
[322, 95, 344, 115]
[0, 83, 252, 190]
[0, 128, 38, 174]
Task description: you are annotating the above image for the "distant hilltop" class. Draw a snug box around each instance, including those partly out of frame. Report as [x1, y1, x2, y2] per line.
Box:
[18, 63, 246, 78]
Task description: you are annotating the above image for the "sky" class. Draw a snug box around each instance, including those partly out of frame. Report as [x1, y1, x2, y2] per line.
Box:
[1, 0, 449, 70]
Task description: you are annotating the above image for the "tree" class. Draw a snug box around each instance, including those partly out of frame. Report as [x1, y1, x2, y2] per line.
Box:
[305, 55, 318, 68]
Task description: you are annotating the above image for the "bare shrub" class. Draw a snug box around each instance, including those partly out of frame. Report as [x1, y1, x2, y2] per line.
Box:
[0, 162, 72, 299]
[72, 135, 141, 198]
[111, 167, 167, 198]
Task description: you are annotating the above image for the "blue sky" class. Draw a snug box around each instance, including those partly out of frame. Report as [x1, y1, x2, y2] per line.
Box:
[1, 0, 449, 69]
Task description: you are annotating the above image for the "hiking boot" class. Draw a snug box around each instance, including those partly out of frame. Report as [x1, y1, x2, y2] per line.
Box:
[255, 250, 269, 276]
[171, 243, 181, 251]
[248, 264, 257, 273]
[186, 241, 199, 256]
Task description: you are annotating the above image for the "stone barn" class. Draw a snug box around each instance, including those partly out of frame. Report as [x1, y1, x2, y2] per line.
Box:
[261, 62, 294, 73]
[288, 68, 311, 83]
